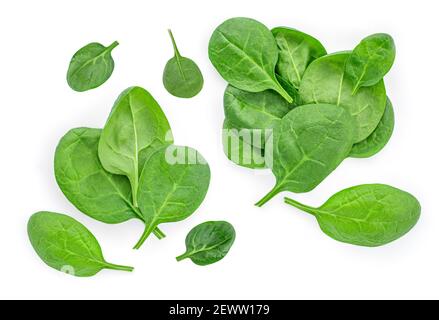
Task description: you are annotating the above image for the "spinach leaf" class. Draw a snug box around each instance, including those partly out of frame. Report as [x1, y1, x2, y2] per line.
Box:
[99, 87, 173, 207]
[28, 212, 134, 277]
[163, 30, 204, 98]
[176, 221, 236, 266]
[345, 34, 396, 94]
[285, 184, 421, 247]
[256, 104, 355, 207]
[272, 27, 327, 89]
[299, 52, 387, 143]
[222, 119, 267, 169]
[67, 41, 118, 92]
[54, 127, 165, 239]
[208, 17, 293, 103]
[350, 97, 395, 158]
[133, 146, 211, 249]
[224, 85, 294, 134]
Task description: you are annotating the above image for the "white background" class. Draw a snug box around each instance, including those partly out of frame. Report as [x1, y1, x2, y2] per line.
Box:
[0, 0, 437, 300]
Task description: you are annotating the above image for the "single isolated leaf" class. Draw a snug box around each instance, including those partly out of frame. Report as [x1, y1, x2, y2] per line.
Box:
[28, 212, 134, 277]
[176, 221, 236, 266]
[163, 30, 204, 98]
[133, 146, 211, 249]
[345, 33, 396, 94]
[256, 104, 355, 207]
[67, 41, 118, 92]
[208, 17, 293, 103]
[222, 119, 267, 169]
[99, 87, 174, 207]
[224, 85, 294, 134]
[285, 184, 421, 247]
[54, 128, 165, 239]
[350, 97, 395, 158]
[299, 52, 387, 143]
[272, 27, 327, 89]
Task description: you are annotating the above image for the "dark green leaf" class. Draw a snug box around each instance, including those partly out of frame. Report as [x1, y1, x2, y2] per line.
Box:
[176, 221, 236, 266]
[285, 184, 421, 247]
[28, 212, 134, 277]
[272, 27, 327, 89]
[299, 52, 387, 143]
[346, 34, 396, 94]
[350, 97, 395, 158]
[67, 41, 118, 92]
[209, 17, 293, 103]
[163, 30, 204, 98]
[256, 104, 355, 206]
[133, 146, 211, 249]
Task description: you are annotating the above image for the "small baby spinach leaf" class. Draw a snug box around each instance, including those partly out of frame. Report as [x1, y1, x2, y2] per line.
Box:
[256, 104, 355, 207]
[222, 119, 267, 169]
[285, 184, 421, 247]
[224, 85, 295, 134]
[176, 221, 236, 266]
[272, 27, 327, 89]
[299, 52, 387, 143]
[209, 17, 293, 103]
[54, 127, 165, 239]
[345, 34, 396, 94]
[133, 146, 211, 249]
[28, 212, 134, 277]
[163, 30, 204, 98]
[99, 87, 173, 207]
[350, 97, 395, 158]
[67, 41, 118, 92]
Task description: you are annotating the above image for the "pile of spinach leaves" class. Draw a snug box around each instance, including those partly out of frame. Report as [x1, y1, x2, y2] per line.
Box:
[211, 17, 421, 247]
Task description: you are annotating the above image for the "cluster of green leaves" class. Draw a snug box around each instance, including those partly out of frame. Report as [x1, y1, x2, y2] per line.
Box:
[211, 17, 420, 247]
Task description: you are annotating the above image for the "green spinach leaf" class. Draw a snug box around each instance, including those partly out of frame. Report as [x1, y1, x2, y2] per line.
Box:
[350, 97, 395, 158]
[67, 41, 118, 92]
[272, 27, 327, 89]
[54, 127, 165, 239]
[99, 87, 173, 207]
[299, 52, 387, 143]
[256, 104, 355, 206]
[209, 17, 293, 103]
[163, 30, 204, 98]
[222, 119, 267, 169]
[345, 34, 396, 94]
[133, 146, 211, 249]
[28, 212, 134, 277]
[176, 221, 236, 266]
[285, 184, 421, 247]
[224, 85, 294, 134]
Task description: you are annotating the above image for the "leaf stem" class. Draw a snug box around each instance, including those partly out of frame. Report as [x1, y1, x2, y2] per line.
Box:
[153, 228, 166, 240]
[133, 224, 155, 250]
[255, 186, 281, 207]
[104, 263, 134, 273]
[168, 29, 181, 57]
[176, 252, 191, 262]
[275, 81, 293, 103]
[284, 197, 316, 216]
[107, 41, 120, 51]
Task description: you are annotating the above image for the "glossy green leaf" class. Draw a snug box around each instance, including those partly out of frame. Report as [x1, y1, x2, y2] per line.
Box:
[133, 146, 211, 249]
[350, 98, 395, 158]
[256, 104, 355, 206]
[346, 34, 396, 94]
[272, 27, 327, 89]
[285, 184, 421, 247]
[208, 17, 293, 103]
[224, 85, 294, 134]
[299, 52, 387, 143]
[222, 119, 267, 169]
[54, 128, 165, 239]
[176, 221, 236, 266]
[28, 212, 134, 277]
[99, 87, 173, 207]
[67, 41, 118, 92]
[163, 30, 204, 98]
